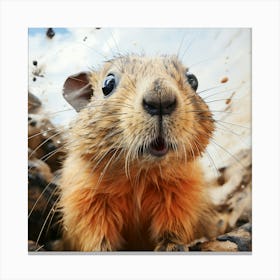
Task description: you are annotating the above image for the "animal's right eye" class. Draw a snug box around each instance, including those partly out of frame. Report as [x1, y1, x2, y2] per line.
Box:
[185, 72, 198, 91]
[102, 74, 116, 97]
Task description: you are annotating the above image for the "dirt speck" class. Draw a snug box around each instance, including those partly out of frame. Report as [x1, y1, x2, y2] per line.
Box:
[226, 91, 236, 105]
[220, 77, 229, 83]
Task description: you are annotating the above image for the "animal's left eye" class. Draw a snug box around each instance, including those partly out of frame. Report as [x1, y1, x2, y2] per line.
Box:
[185, 72, 198, 91]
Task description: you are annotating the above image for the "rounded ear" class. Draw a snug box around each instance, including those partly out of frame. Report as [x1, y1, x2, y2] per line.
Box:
[63, 72, 93, 112]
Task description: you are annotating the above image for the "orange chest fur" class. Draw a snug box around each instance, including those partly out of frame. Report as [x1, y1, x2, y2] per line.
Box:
[61, 167, 205, 250]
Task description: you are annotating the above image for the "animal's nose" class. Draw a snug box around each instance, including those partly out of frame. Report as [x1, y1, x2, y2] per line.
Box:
[143, 96, 177, 116]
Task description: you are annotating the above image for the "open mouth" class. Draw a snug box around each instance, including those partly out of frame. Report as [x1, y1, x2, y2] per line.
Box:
[148, 136, 168, 157]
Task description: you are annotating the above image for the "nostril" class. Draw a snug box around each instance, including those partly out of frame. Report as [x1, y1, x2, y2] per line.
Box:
[161, 98, 177, 115]
[143, 99, 161, 116]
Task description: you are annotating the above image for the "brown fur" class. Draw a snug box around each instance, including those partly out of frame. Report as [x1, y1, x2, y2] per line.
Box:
[59, 55, 215, 251]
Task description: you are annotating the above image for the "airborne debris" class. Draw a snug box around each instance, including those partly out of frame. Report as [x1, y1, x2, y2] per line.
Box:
[220, 77, 229, 83]
[226, 91, 236, 105]
[46, 28, 55, 39]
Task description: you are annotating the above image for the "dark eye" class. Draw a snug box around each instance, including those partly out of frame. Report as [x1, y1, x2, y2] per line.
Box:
[186, 72, 198, 91]
[102, 74, 116, 96]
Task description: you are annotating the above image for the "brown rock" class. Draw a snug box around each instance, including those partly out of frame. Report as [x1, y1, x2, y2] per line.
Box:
[28, 92, 42, 113]
[28, 157, 61, 246]
[189, 223, 251, 252]
[209, 149, 252, 233]
[28, 114, 65, 172]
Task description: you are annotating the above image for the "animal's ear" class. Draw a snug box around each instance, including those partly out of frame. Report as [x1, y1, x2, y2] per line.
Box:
[63, 72, 93, 112]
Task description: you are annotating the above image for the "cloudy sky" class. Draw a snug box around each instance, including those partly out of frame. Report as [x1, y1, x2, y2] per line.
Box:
[28, 28, 251, 173]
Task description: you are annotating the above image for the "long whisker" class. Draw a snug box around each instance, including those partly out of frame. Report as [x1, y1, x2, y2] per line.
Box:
[45, 205, 60, 240]
[197, 84, 225, 95]
[41, 184, 60, 216]
[181, 30, 202, 62]
[176, 30, 189, 58]
[204, 98, 239, 104]
[210, 137, 246, 169]
[28, 131, 62, 159]
[202, 85, 247, 100]
[39, 145, 64, 163]
[28, 126, 61, 139]
[28, 178, 59, 218]
[188, 54, 222, 69]
[215, 119, 250, 129]
[35, 195, 61, 247]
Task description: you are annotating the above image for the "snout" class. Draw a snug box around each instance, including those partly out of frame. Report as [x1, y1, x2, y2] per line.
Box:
[142, 78, 178, 117]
